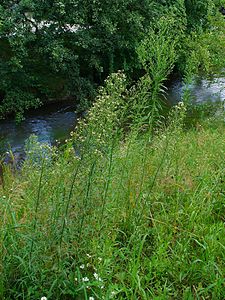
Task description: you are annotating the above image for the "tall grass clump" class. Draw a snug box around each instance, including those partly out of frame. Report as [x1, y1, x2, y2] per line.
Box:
[69, 71, 128, 159]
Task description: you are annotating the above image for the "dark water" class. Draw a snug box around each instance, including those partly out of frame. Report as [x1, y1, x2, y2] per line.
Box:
[0, 102, 77, 159]
[0, 76, 224, 160]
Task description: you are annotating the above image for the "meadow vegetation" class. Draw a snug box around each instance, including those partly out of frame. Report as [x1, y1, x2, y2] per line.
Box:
[0, 71, 224, 299]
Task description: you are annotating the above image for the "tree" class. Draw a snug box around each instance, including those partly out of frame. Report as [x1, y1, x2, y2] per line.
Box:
[0, 0, 223, 120]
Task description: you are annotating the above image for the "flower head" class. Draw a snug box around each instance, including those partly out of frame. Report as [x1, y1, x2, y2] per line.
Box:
[82, 277, 89, 282]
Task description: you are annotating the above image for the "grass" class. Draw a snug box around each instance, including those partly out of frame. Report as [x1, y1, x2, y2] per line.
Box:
[0, 106, 224, 299]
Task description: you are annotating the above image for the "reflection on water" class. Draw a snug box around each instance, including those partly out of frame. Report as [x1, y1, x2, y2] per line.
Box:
[0, 103, 77, 157]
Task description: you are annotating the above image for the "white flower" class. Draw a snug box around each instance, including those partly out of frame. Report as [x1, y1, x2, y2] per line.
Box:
[110, 291, 116, 297]
[82, 277, 89, 282]
[89, 297, 95, 300]
[41, 297, 47, 300]
[80, 264, 85, 269]
[93, 273, 102, 281]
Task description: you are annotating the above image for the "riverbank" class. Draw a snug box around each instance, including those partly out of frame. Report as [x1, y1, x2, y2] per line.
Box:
[1, 72, 224, 163]
[0, 101, 224, 299]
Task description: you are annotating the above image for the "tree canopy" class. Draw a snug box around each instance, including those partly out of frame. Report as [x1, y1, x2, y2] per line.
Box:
[0, 0, 224, 120]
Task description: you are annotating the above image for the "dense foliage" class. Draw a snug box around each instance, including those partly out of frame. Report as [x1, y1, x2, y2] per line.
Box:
[0, 81, 224, 298]
[0, 0, 224, 120]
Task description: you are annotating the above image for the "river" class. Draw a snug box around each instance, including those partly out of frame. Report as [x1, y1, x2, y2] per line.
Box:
[0, 76, 224, 161]
[0, 102, 77, 160]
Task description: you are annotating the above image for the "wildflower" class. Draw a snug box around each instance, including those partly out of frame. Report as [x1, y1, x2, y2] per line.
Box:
[80, 264, 85, 269]
[110, 291, 116, 298]
[94, 273, 102, 281]
[82, 277, 89, 282]
[89, 297, 95, 300]
[41, 297, 47, 300]
[86, 253, 92, 258]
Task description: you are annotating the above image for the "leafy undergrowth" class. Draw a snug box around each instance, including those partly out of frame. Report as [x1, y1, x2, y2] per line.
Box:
[0, 112, 224, 299]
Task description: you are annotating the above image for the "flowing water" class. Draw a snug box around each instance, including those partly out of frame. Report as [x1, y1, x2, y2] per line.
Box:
[0, 102, 77, 160]
[166, 76, 225, 104]
[0, 76, 224, 161]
